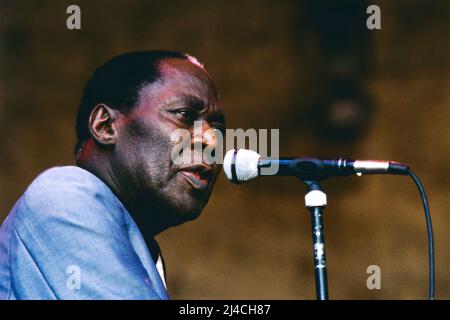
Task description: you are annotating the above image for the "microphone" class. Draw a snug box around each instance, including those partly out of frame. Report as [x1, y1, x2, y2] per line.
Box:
[223, 149, 409, 183]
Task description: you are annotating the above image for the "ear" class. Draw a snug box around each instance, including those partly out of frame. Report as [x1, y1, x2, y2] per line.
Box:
[88, 104, 117, 146]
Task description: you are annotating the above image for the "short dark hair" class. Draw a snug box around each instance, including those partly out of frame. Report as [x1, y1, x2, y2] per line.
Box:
[75, 50, 189, 155]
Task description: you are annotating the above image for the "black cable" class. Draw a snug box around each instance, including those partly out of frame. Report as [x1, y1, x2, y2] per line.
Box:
[407, 169, 435, 300]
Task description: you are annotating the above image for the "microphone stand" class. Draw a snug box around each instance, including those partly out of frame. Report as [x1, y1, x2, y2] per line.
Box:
[303, 180, 329, 300]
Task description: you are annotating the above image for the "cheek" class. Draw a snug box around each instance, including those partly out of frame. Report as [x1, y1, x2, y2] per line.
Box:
[138, 137, 176, 183]
[118, 123, 176, 181]
[125, 117, 172, 157]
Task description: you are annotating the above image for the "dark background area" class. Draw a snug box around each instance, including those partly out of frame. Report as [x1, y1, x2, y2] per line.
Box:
[0, 0, 448, 299]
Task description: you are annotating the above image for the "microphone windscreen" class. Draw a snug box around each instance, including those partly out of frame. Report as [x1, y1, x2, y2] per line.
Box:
[223, 149, 261, 183]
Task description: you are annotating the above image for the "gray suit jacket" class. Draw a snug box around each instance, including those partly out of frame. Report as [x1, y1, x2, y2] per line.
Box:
[0, 166, 169, 299]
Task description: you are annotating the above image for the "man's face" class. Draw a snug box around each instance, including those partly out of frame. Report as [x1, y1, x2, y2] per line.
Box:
[113, 58, 225, 225]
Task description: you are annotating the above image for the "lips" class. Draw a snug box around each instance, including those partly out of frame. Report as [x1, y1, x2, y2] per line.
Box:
[178, 165, 213, 191]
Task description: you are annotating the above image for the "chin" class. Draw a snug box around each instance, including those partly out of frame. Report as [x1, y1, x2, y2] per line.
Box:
[166, 198, 206, 226]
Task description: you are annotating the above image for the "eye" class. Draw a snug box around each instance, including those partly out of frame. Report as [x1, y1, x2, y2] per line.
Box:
[174, 109, 197, 123]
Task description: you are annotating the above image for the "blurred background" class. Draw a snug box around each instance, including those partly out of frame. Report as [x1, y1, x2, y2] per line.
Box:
[0, 0, 448, 299]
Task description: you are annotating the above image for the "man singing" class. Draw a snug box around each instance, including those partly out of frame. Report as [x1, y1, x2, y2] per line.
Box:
[0, 50, 225, 299]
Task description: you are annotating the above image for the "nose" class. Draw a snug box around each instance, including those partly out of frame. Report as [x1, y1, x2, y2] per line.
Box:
[191, 120, 222, 165]
[192, 120, 219, 149]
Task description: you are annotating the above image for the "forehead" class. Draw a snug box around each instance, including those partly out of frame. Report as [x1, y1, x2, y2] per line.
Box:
[133, 58, 223, 124]
[143, 58, 218, 101]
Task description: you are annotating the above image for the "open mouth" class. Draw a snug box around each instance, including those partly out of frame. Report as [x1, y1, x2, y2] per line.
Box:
[178, 165, 213, 191]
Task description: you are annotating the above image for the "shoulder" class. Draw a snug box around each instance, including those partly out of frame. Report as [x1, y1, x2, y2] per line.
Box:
[13, 166, 127, 228]
[26, 166, 108, 198]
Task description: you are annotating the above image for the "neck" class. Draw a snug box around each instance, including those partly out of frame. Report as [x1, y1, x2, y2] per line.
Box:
[75, 141, 169, 239]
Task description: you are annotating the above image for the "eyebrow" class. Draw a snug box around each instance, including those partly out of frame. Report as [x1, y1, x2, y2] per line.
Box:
[182, 95, 206, 111]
